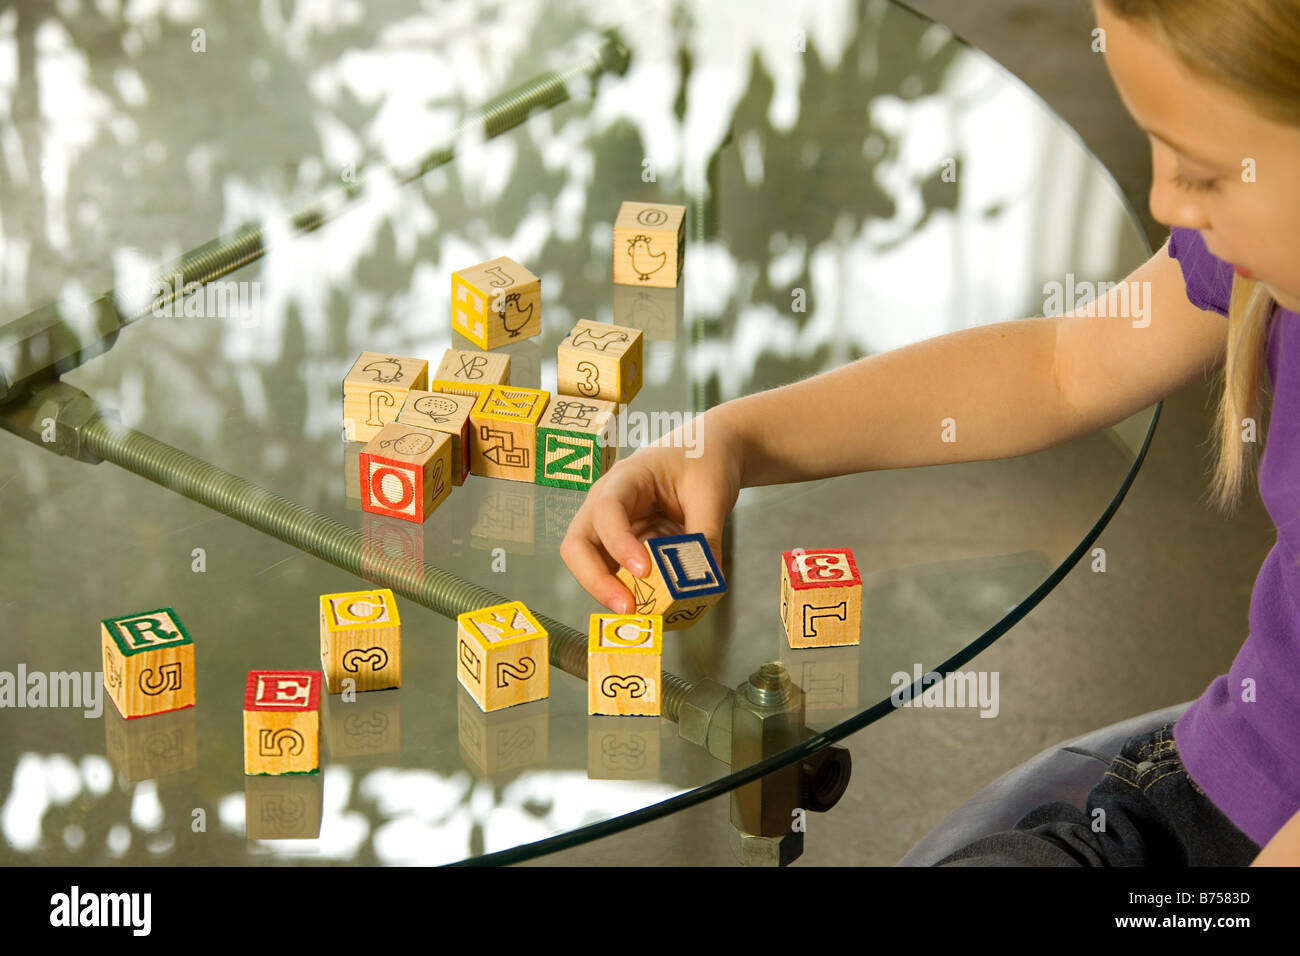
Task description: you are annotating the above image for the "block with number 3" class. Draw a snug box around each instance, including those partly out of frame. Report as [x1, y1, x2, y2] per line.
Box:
[457, 601, 549, 712]
[587, 614, 662, 716]
[780, 548, 861, 648]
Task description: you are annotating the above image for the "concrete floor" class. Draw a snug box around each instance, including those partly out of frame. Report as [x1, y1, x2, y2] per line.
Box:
[519, 0, 1277, 866]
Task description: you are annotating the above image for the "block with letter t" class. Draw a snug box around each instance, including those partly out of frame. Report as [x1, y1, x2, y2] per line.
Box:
[614, 532, 727, 630]
[100, 608, 196, 719]
[319, 588, 401, 694]
[780, 548, 861, 648]
[456, 601, 549, 712]
[243, 670, 321, 775]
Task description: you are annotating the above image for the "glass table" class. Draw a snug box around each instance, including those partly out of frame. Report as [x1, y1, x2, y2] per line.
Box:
[0, 0, 1154, 866]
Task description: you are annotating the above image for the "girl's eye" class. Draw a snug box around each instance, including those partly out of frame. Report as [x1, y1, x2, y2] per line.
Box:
[1173, 172, 1219, 194]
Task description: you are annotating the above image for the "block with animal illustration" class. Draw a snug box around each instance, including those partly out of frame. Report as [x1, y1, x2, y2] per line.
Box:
[587, 613, 662, 716]
[535, 396, 619, 490]
[396, 390, 475, 485]
[319, 588, 401, 693]
[780, 548, 862, 648]
[469, 385, 550, 482]
[359, 422, 453, 523]
[450, 256, 541, 349]
[243, 670, 321, 775]
[434, 347, 510, 387]
[456, 601, 549, 713]
[614, 532, 727, 630]
[613, 201, 686, 289]
[556, 319, 642, 405]
[100, 608, 196, 719]
[343, 352, 429, 442]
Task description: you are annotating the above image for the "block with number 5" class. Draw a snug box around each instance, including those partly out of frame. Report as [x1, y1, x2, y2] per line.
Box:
[780, 548, 861, 648]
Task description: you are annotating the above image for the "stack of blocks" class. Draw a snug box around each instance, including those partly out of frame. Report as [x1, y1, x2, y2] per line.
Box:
[456, 601, 549, 712]
[100, 608, 196, 719]
[614, 532, 727, 630]
[780, 548, 862, 647]
[587, 614, 662, 716]
[343, 352, 429, 442]
[243, 670, 322, 775]
[319, 588, 402, 693]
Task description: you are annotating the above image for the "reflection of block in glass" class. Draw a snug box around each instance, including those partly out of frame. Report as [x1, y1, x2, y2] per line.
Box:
[612, 284, 677, 341]
[470, 484, 536, 554]
[587, 716, 661, 780]
[344, 441, 365, 511]
[361, 514, 425, 581]
[780, 646, 859, 714]
[540, 489, 583, 548]
[244, 774, 323, 840]
[322, 691, 402, 759]
[457, 689, 548, 775]
[104, 706, 198, 784]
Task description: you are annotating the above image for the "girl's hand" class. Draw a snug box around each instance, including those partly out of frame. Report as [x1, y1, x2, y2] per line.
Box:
[560, 417, 743, 613]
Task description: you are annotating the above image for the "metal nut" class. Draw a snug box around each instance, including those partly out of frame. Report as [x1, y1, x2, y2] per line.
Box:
[729, 824, 803, 867]
[677, 678, 732, 754]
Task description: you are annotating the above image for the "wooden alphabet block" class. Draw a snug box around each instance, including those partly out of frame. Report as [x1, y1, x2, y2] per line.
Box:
[427, 379, 491, 405]
[243, 670, 321, 775]
[557, 319, 643, 404]
[451, 256, 541, 349]
[319, 588, 401, 693]
[613, 201, 686, 288]
[100, 608, 196, 719]
[435, 347, 510, 387]
[614, 533, 727, 630]
[456, 601, 549, 712]
[396, 390, 474, 485]
[780, 548, 862, 648]
[469, 385, 550, 482]
[359, 422, 453, 523]
[587, 614, 662, 716]
[343, 352, 429, 442]
[535, 396, 619, 489]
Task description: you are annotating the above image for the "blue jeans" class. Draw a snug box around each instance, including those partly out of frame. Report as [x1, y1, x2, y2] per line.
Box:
[935, 722, 1261, 866]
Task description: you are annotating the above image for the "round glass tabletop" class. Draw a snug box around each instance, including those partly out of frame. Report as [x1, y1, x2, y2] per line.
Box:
[0, 0, 1154, 865]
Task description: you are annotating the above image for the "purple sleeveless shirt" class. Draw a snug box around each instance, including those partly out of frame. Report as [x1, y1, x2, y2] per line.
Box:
[1168, 226, 1300, 846]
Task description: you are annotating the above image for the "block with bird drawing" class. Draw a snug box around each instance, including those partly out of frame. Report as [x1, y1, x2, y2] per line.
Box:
[536, 396, 619, 490]
[319, 588, 402, 694]
[450, 256, 541, 349]
[557, 319, 642, 405]
[613, 201, 686, 289]
[359, 422, 453, 523]
[614, 532, 727, 630]
[457, 601, 549, 712]
[343, 351, 429, 442]
[468, 384, 550, 482]
[396, 390, 475, 485]
[587, 613, 663, 716]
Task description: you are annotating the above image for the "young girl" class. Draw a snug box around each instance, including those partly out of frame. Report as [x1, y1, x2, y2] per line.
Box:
[561, 0, 1300, 865]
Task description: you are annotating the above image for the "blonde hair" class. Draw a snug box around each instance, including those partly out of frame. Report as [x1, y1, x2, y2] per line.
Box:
[1100, 0, 1297, 514]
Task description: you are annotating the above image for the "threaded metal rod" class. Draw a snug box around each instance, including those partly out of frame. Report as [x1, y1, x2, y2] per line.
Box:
[80, 415, 693, 720]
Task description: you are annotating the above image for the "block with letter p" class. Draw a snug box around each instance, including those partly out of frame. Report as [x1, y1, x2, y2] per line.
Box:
[100, 608, 196, 719]
[587, 614, 662, 716]
[780, 548, 861, 648]
[456, 601, 549, 712]
[319, 588, 401, 693]
[243, 670, 321, 775]
[614, 532, 727, 630]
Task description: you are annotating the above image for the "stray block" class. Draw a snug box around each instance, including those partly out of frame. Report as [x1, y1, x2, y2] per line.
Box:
[587, 614, 662, 716]
[470, 484, 537, 555]
[359, 422, 453, 523]
[243, 670, 321, 775]
[100, 608, 196, 719]
[536, 396, 619, 490]
[396, 390, 474, 485]
[451, 256, 541, 349]
[456, 601, 549, 712]
[615, 533, 726, 630]
[469, 385, 550, 482]
[613, 201, 686, 288]
[780, 548, 862, 648]
[319, 588, 402, 693]
[557, 319, 643, 405]
[343, 352, 429, 442]
[435, 347, 510, 387]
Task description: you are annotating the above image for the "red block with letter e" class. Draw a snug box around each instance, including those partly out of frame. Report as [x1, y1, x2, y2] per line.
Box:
[243, 670, 321, 775]
[100, 608, 196, 719]
[780, 548, 862, 648]
[456, 601, 549, 712]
